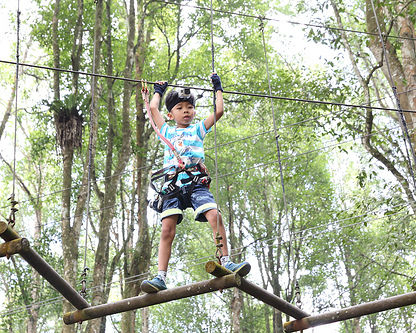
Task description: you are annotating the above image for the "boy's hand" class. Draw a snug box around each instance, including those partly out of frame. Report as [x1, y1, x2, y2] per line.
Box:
[154, 81, 168, 97]
[211, 73, 223, 92]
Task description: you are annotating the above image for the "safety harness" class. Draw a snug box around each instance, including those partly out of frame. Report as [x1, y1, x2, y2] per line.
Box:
[149, 162, 211, 213]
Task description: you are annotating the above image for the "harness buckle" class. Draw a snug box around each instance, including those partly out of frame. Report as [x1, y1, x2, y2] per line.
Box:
[167, 183, 176, 193]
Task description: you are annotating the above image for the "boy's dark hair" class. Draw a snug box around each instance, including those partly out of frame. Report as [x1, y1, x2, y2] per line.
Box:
[165, 88, 195, 112]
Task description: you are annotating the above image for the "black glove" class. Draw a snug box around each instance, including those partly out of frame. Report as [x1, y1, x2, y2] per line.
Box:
[154, 81, 168, 97]
[211, 73, 223, 92]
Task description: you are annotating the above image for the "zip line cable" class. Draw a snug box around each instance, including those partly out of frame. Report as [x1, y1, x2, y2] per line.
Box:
[153, 0, 416, 42]
[1, 59, 415, 115]
[2, 79, 411, 210]
[0, 91, 413, 216]
[369, 0, 416, 193]
[209, 0, 223, 262]
[0, 90, 411, 212]
[79, 0, 101, 300]
[7, 0, 21, 229]
[259, 17, 297, 304]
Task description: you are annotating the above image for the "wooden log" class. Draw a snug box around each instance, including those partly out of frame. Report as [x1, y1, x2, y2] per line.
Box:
[284, 291, 416, 332]
[0, 238, 30, 257]
[238, 278, 309, 319]
[205, 260, 232, 277]
[0, 221, 20, 241]
[63, 273, 241, 325]
[205, 260, 309, 319]
[0, 221, 90, 310]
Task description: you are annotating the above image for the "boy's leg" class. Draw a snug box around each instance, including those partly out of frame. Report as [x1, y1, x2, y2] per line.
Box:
[204, 209, 251, 277]
[158, 215, 178, 271]
[141, 215, 179, 293]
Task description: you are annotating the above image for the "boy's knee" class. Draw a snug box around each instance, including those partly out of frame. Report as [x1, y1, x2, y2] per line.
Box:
[161, 226, 175, 241]
[161, 217, 177, 240]
[205, 209, 222, 223]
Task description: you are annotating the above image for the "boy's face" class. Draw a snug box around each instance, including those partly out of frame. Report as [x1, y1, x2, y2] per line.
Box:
[168, 101, 195, 128]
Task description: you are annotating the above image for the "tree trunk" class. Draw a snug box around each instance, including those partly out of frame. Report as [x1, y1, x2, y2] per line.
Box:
[71, 0, 84, 96]
[52, 0, 60, 101]
[0, 35, 32, 143]
[0, 80, 17, 142]
[27, 197, 42, 333]
[260, 182, 284, 333]
[50, 1, 83, 332]
[121, 1, 153, 331]
[141, 308, 149, 333]
[340, 246, 362, 333]
[87, 0, 133, 331]
[366, 0, 416, 144]
[61, 145, 77, 333]
[231, 288, 242, 332]
[395, 3, 416, 142]
[226, 183, 244, 332]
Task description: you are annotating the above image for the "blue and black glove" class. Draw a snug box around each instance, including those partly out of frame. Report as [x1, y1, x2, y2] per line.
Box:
[154, 81, 168, 97]
[211, 73, 223, 92]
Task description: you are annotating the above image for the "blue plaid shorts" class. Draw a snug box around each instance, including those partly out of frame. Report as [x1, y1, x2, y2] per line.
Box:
[160, 184, 217, 224]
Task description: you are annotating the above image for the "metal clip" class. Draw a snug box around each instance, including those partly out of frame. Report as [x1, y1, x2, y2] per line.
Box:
[141, 79, 148, 93]
[295, 280, 302, 309]
[80, 267, 90, 299]
[7, 196, 18, 229]
[215, 232, 224, 264]
[141, 80, 149, 104]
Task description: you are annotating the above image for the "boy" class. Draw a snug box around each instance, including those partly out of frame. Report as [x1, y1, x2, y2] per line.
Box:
[141, 73, 250, 293]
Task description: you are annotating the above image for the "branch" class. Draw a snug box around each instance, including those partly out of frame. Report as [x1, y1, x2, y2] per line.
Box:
[359, 252, 412, 280]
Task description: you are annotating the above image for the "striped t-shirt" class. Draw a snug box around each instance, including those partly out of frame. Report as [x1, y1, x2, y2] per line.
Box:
[160, 120, 210, 185]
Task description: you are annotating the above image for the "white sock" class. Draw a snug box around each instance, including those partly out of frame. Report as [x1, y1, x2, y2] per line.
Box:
[157, 270, 167, 283]
[220, 256, 230, 266]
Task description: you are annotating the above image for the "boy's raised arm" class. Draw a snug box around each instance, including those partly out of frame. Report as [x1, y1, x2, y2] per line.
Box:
[149, 81, 168, 130]
[204, 73, 224, 130]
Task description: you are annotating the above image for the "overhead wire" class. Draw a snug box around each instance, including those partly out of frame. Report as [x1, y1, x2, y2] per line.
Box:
[153, 0, 416, 42]
[208, 0, 223, 262]
[79, 0, 101, 299]
[1, 59, 415, 115]
[1, 73, 413, 214]
[7, 0, 21, 229]
[2, 81, 414, 214]
[259, 16, 296, 304]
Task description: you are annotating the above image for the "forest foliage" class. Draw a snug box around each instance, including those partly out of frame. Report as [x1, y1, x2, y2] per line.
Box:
[0, 0, 415, 332]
